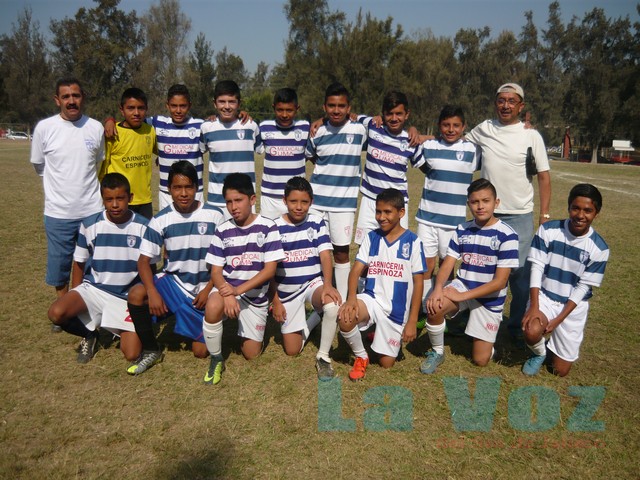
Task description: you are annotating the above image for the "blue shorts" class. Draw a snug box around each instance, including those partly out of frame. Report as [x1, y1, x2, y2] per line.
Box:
[44, 216, 82, 287]
[154, 273, 205, 343]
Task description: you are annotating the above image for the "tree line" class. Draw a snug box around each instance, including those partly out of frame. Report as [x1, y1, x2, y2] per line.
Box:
[1, 0, 638, 152]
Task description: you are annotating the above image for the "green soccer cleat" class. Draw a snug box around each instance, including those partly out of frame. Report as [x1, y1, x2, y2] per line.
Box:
[204, 354, 225, 385]
[127, 350, 164, 375]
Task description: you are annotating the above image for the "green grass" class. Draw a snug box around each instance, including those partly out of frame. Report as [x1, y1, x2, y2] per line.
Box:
[1, 140, 639, 479]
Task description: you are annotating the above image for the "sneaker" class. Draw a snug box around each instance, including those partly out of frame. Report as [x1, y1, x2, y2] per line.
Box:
[522, 354, 546, 376]
[316, 358, 335, 381]
[77, 333, 98, 364]
[51, 324, 63, 333]
[126, 350, 164, 375]
[420, 349, 444, 374]
[204, 354, 225, 385]
[348, 357, 369, 382]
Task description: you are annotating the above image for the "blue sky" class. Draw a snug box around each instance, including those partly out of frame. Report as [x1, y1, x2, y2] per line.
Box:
[1, 0, 636, 72]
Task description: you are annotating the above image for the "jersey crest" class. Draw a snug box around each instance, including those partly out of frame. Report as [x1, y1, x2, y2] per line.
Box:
[580, 250, 590, 265]
[401, 241, 410, 259]
[127, 235, 136, 248]
[256, 232, 265, 247]
[198, 222, 208, 235]
[346, 134, 354, 144]
[307, 227, 315, 242]
[237, 130, 245, 140]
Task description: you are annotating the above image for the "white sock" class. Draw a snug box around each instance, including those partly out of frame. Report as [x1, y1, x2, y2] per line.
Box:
[303, 311, 322, 344]
[203, 320, 223, 357]
[422, 276, 435, 310]
[317, 304, 338, 362]
[341, 325, 367, 359]
[426, 322, 446, 355]
[527, 338, 546, 357]
[334, 262, 350, 302]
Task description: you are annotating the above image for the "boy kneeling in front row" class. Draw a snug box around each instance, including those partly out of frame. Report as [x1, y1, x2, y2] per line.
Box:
[338, 188, 426, 381]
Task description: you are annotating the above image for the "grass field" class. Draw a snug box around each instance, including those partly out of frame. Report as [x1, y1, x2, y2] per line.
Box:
[1, 140, 639, 479]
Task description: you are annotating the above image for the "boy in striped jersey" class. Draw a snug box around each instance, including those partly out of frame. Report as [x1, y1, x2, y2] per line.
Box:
[522, 184, 609, 377]
[422, 179, 519, 373]
[338, 189, 426, 381]
[203, 173, 285, 385]
[126, 161, 225, 375]
[354, 91, 422, 245]
[305, 83, 367, 301]
[270, 177, 341, 380]
[200, 80, 260, 216]
[48, 173, 149, 363]
[257, 88, 310, 220]
[415, 106, 481, 302]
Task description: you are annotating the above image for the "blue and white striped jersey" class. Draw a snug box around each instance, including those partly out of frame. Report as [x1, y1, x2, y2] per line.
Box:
[257, 119, 310, 199]
[305, 121, 367, 212]
[448, 219, 519, 312]
[415, 138, 481, 229]
[200, 118, 260, 208]
[528, 220, 609, 304]
[148, 115, 205, 194]
[140, 202, 224, 297]
[74, 211, 149, 299]
[273, 214, 333, 303]
[206, 215, 285, 307]
[357, 229, 426, 326]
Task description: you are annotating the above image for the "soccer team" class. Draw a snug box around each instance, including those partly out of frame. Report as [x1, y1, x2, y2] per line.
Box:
[31, 76, 609, 384]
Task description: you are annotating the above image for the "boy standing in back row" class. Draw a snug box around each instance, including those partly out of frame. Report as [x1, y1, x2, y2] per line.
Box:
[305, 82, 367, 301]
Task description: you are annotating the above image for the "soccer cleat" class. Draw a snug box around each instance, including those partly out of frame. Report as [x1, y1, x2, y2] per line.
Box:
[77, 333, 98, 364]
[348, 357, 369, 382]
[204, 354, 225, 385]
[316, 358, 335, 381]
[420, 349, 445, 374]
[522, 354, 546, 376]
[127, 350, 164, 375]
[51, 324, 63, 333]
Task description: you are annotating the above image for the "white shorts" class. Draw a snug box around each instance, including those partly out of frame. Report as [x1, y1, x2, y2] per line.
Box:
[417, 223, 455, 259]
[446, 279, 502, 343]
[281, 277, 324, 334]
[357, 293, 404, 358]
[259, 195, 287, 220]
[73, 282, 135, 335]
[309, 208, 354, 247]
[227, 295, 269, 342]
[159, 190, 204, 211]
[355, 196, 408, 245]
[536, 291, 590, 362]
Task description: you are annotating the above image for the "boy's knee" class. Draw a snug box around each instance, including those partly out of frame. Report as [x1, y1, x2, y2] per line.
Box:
[127, 284, 147, 305]
[474, 356, 491, 367]
[191, 342, 209, 359]
[47, 303, 65, 325]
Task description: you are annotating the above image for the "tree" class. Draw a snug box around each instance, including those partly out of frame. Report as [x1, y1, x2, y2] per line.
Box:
[0, 7, 52, 125]
[135, 0, 191, 113]
[184, 33, 216, 118]
[215, 47, 248, 88]
[49, 0, 143, 118]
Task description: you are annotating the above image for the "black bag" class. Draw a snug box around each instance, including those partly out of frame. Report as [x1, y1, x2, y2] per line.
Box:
[526, 147, 538, 176]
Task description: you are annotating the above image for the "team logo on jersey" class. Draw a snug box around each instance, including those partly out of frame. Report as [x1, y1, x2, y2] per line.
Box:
[400, 140, 408, 151]
[146, 136, 152, 146]
[158, 128, 167, 136]
[197, 222, 208, 235]
[459, 235, 472, 245]
[370, 132, 383, 142]
[346, 134, 354, 144]
[188, 127, 197, 139]
[263, 132, 275, 140]
[457, 151, 465, 161]
[294, 129, 303, 141]
[223, 237, 234, 247]
[280, 234, 287, 244]
[401, 242, 410, 259]
[307, 227, 315, 242]
[127, 235, 136, 247]
[237, 130, 245, 140]
[256, 232, 265, 247]
[84, 139, 97, 151]
[580, 250, 590, 264]
[490, 235, 499, 250]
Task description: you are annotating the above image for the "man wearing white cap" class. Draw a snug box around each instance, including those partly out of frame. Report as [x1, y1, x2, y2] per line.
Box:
[465, 83, 551, 340]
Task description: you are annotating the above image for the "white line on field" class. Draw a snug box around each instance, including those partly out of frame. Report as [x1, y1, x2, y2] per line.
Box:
[553, 171, 640, 197]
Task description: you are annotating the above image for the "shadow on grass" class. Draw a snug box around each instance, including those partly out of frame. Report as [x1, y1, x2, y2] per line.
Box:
[154, 443, 235, 480]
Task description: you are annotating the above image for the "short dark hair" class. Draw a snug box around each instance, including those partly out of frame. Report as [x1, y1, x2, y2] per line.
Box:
[167, 84, 191, 103]
[324, 82, 350, 104]
[120, 87, 148, 107]
[55, 77, 84, 96]
[382, 91, 408, 114]
[467, 178, 497, 198]
[273, 88, 298, 105]
[214, 80, 241, 101]
[568, 183, 603, 212]
[376, 188, 405, 210]
[438, 105, 466, 125]
[101, 173, 130, 194]
[223, 172, 254, 197]
[284, 176, 313, 199]
[168, 160, 198, 188]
